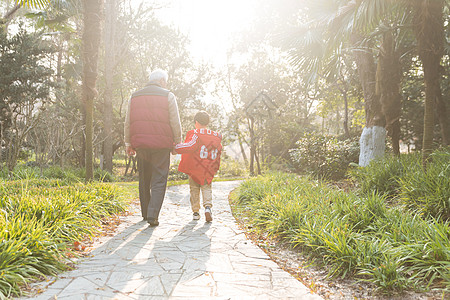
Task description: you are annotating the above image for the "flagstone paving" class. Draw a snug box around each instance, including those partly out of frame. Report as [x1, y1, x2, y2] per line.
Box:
[24, 181, 322, 300]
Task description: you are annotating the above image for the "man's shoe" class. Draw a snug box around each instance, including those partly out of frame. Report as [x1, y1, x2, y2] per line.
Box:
[147, 219, 159, 227]
[193, 212, 200, 220]
[205, 207, 212, 222]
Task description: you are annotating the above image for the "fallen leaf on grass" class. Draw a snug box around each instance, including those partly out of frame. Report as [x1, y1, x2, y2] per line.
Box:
[73, 241, 86, 251]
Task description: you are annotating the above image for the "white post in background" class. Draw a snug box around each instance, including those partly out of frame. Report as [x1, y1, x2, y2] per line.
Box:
[359, 126, 386, 167]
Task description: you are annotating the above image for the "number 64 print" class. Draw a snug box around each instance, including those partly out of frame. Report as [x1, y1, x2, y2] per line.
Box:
[199, 145, 218, 159]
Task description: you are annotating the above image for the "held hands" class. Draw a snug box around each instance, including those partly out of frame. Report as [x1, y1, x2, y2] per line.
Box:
[126, 146, 136, 156]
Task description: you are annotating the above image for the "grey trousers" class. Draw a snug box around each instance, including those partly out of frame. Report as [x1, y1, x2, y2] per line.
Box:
[136, 149, 170, 221]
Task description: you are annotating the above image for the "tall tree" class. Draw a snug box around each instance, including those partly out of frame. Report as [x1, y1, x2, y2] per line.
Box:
[280, 0, 448, 165]
[81, 0, 103, 181]
[350, 33, 386, 166]
[377, 29, 402, 155]
[0, 28, 54, 171]
[411, 0, 447, 166]
[102, 0, 115, 173]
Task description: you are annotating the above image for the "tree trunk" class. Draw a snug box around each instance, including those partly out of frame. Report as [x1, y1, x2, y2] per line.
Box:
[237, 131, 249, 166]
[436, 92, 449, 146]
[249, 147, 255, 175]
[412, 0, 445, 167]
[342, 89, 350, 138]
[249, 150, 256, 176]
[351, 34, 386, 166]
[82, 0, 104, 181]
[377, 30, 402, 155]
[80, 109, 86, 168]
[255, 147, 261, 175]
[103, 0, 116, 173]
[56, 35, 63, 81]
[248, 117, 256, 176]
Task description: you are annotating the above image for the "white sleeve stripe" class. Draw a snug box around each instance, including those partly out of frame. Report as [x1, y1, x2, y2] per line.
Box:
[175, 134, 198, 149]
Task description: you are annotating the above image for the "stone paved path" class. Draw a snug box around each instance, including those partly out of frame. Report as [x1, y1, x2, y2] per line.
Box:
[24, 181, 322, 300]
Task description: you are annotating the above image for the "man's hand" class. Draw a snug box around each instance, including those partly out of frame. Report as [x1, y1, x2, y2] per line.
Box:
[126, 146, 136, 156]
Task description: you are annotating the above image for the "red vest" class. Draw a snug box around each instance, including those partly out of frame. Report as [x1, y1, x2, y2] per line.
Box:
[129, 84, 173, 149]
[175, 128, 222, 185]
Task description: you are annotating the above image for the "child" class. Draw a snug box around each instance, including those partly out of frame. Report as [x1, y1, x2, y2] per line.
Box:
[175, 111, 222, 222]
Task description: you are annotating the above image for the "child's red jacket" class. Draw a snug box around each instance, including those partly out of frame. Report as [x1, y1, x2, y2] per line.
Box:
[175, 128, 222, 185]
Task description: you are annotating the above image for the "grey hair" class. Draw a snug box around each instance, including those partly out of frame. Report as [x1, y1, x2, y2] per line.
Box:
[149, 69, 168, 84]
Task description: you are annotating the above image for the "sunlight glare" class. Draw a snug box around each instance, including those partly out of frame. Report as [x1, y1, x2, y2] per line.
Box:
[155, 0, 258, 65]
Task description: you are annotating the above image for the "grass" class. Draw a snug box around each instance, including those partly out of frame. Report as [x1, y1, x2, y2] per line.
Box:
[0, 164, 115, 183]
[0, 156, 247, 298]
[349, 149, 450, 221]
[0, 179, 130, 299]
[232, 172, 450, 295]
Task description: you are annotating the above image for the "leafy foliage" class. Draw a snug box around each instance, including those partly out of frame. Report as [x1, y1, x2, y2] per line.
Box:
[216, 156, 248, 178]
[233, 172, 450, 293]
[0, 25, 55, 171]
[0, 164, 114, 183]
[399, 149, 450, 220]
[350, 149, 450, 220]
[0, 28, 53, 104]
[15, 0, 51, 9]
[289, 133, 359, 180]
[349, 153, 419, 197]
[0, 179, 128, 298]
[168, 163, 188, 182]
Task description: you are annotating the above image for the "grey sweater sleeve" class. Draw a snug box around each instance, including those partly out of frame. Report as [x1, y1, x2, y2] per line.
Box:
[124, 98, 132, 147]
[168, 92, 182, 144]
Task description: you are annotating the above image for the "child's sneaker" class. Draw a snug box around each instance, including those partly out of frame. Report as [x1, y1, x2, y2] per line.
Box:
[193, 212, 200, 220]
[205, 207, 212, 222]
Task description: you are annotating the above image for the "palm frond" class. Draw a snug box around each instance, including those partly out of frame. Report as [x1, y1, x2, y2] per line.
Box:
[304, 0, 342, 26]
[16, 0, 50, 9]
[327, 0, 358, 38]
[281, 0, 422, 87]
[354, 0, 393, 34]
[15, 0, 77, 10]
[275, 25, 325, 50]
[277, 22, 328, 87]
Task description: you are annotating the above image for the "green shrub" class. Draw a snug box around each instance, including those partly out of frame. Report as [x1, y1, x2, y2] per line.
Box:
[399, 149, 450, 220]
[42, 165, 66, 179]
[217, 157, 248, 178]
[289, 133, 359, 181]
[94, 168, 115, 182]
[0, 165, 115, 183]
[0, 216, 67, 299]
[0, 164, 40, 180]
[0, 179, 128, 298]
[168, 164, 188, 181]
[349, 153, 420, 197]
[350, 149, 449, 221]
[71, 168, 110, 182]
[237, 172, 298, 204]
[233, 172, 450, 293]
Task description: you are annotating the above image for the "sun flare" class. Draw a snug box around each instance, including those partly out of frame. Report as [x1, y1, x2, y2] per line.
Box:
[155, 0, 258, 64]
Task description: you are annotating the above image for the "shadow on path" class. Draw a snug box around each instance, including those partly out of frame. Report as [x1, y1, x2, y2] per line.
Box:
[24, 181, 321, 300]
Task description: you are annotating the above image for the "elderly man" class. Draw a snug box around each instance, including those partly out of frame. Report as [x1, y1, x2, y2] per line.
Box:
[124, 69, 182, 226]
